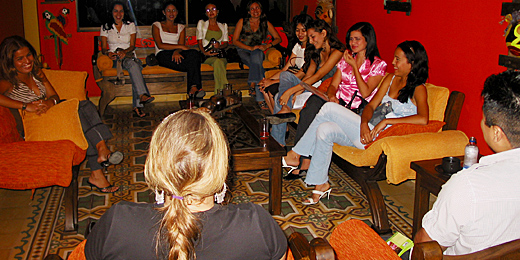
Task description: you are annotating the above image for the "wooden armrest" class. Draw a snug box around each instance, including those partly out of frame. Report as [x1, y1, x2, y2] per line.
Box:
[412, 239, 520, 260]
[411, 241, 443, 260]
[310, 238, 335, 260]
[288, 232, 335, 260]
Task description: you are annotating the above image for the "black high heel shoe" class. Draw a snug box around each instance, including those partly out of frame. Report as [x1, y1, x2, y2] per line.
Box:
[100, 151, 124, 168]
[87, 180, 119, 193]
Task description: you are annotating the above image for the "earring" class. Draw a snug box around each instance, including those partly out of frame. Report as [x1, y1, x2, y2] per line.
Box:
[214, 183, 227, 203]
[155, 190, 164, 204]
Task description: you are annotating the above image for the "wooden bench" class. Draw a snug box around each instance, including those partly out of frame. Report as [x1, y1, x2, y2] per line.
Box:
[92, 26, 285, 115]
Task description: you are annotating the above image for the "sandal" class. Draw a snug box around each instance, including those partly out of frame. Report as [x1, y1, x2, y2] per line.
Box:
[258, 101, 269, 110]
[87, 180, 119, 193]
[139, 94, 155, 105]
[133, 107, 146, 117]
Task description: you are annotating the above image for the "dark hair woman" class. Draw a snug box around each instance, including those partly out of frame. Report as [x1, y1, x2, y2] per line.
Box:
[0, 36, 122, 193]
[258, 13, 314, 113]
[268, 19, 345, 147]
[196, 3, 229, 94]
[100, 1, 154, 117]
[152, 1, 204, 97]
[232, 1, 282, 109]
[282, 41, 430, 204]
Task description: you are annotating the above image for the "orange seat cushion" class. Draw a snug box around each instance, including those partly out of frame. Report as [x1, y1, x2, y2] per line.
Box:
[0, 140, 85, 189]
[365, 120, 446, 149]
[0, 106, 22, 144]
[329, 219, 400, 259]
[69, 240, 87, 260]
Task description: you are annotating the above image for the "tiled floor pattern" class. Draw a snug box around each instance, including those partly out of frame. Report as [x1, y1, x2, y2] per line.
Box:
[0, 99, 426, 259]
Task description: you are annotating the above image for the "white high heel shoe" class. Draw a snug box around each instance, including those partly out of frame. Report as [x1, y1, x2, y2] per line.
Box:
[302, 188, 332, 205]
[282, 157, 298, 174]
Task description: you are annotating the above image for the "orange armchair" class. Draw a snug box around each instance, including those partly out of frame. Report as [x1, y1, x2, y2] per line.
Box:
[0, 69, 89, 233]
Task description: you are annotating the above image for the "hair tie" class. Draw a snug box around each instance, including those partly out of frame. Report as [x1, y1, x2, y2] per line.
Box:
[172, 195, 184, 200]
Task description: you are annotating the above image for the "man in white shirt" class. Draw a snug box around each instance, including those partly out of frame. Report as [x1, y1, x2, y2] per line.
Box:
[414, 70, 520, 255]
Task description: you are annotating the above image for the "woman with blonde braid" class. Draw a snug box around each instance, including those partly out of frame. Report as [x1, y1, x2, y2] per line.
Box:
[85, 110, 287, 259]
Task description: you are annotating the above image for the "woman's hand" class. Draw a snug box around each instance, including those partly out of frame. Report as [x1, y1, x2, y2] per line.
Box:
[359, 123, 372, 145]
[171, 51, 184, 64]
[279, 89, 293, 106]
[30, 99, 52, 115]
[328, 92, 339, 104]
[107, 52, 118, 60]
[369, 119, 388, 141]
[258, 78, 274, 90]
[115, 50, 126, 60]
[343, 51, 357, 68]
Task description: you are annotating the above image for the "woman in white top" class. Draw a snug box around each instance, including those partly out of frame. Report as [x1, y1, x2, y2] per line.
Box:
[196, 3, 229, 94]
[258, 14, 314, 113]
[100, 1, 154, 117]
[153, 2, 204, 97]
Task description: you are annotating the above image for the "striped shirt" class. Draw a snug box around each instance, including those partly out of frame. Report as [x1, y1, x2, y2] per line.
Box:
[6, 76, 46, 103]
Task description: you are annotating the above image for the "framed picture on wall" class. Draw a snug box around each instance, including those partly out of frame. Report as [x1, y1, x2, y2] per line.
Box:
[75, 0, 290, 31]
[384, 0, 412, 15]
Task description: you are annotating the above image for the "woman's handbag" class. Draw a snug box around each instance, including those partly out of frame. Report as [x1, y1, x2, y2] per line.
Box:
[368, 101, 393, 126]
[340, 90, 369, 114]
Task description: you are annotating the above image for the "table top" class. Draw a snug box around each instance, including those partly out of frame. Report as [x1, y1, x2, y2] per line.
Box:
[410, 157, 462, 184]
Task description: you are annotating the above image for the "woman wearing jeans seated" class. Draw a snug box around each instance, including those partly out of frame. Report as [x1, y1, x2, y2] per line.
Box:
[233, 1, 281, 109]
[100, 1, 154, 117]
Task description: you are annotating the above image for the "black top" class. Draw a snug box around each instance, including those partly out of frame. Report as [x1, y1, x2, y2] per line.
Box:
[85, 201, 287, 260]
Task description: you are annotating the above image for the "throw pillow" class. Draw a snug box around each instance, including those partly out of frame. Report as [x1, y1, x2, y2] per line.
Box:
[364, 120, 445, 149]
[22, 99, 88, 150]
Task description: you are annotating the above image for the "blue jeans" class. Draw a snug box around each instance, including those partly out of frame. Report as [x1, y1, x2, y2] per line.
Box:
[79, 100, 113, 171]
[237, 48, 265, 102]
[114, 58, 151, 108]
[271, 72, 301, 146]
[292, 102, 374, 185]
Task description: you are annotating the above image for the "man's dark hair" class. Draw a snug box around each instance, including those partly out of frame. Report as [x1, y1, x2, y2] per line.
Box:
[482, 70, 520, 148]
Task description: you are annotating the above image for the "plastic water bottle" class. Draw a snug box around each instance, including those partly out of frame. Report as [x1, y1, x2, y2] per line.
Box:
[463, 137, 479, 169]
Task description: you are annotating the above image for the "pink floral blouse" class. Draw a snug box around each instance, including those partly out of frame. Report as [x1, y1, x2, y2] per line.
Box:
[335, 56, 387, 109]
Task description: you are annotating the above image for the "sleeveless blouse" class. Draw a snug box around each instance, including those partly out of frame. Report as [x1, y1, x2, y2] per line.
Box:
[382, 75, 417, 119]
[335, 56, 387, 109]
[6, 76, 46, 103]
[153, 22, 185, 54]
[239, 18, 267, 46]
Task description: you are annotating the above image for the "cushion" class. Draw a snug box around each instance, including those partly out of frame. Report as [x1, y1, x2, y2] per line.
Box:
[0, 106, 22, 144]
[329, 219, 400, 259]
[0, 140, 85, 189]
[96, 53, 113, 71]
[21, 99, 88, 150]
[364, 121, 445, 149]
[43, 69, 87, 101]
[69, 240, 87, 260]
[425, 83, 449, 121]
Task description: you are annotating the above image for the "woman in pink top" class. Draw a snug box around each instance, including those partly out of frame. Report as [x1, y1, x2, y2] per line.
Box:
[286, 22, 387, 179]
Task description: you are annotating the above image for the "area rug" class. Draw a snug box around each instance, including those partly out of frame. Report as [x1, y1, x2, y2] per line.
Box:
[12, 102, 412, 259]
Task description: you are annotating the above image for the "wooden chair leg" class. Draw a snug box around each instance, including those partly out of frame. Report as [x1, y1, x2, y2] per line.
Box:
[332, 153, 392, 235]
[63, 165, 79, 234]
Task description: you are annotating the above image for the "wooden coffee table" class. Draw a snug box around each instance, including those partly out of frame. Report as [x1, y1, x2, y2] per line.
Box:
[179, 101, 286, 215]
[410, 157, 460, 239]
[229, 105, 286, 215]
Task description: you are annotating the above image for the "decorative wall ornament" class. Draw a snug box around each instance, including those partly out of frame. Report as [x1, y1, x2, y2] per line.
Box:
[384, 0, 412, 16]
[42, 9, 70, 69]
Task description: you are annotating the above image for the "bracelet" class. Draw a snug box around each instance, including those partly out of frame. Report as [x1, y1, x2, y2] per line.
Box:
[21, 103, 27, 110]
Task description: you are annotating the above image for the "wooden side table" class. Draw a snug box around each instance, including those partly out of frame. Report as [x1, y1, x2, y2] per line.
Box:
[410, 157, 461, 239]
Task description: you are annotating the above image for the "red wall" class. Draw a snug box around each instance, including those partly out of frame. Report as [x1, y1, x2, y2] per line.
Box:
[38, 0, 507, 154]
[37, 1, 99, 96]
[333, 0, 506, 155]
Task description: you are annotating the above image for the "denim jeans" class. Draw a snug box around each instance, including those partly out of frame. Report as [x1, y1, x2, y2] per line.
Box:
[271, 72, 302, 146]
[292, 102, 374, 185]
[79, 100, 113, 171]
[237, 48, 265, 102]
[117, 58, 151, 108]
